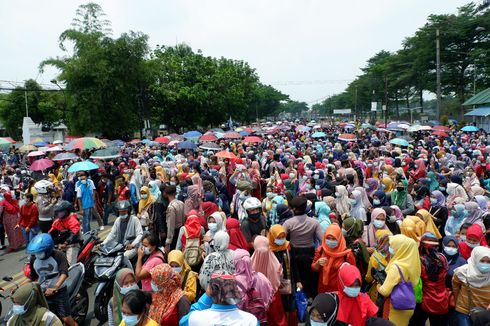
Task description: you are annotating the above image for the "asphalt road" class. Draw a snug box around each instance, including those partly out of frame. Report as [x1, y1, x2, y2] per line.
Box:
[0, 217, 114, 326]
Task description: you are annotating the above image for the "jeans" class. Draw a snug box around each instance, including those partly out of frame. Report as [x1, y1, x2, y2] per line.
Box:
[21, 226, 39, 244]
[82, 208, 92, 233]
[103, 203, 112, 225]
[454, 311, 471, 326]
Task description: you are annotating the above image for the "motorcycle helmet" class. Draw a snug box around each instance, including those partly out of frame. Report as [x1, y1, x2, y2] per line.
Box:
[34, 180, 53, 194]
[54, 200, 72, 219]
[27, 233, 54, 259]
[116, 200, 132, 216]
[242, 197, 261, 212]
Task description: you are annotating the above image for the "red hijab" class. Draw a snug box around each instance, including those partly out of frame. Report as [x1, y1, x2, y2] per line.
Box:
[2, 192, 19, 214]
[459, 225, 488, 260]
[226, 218, 249, 251]
[181, 210, 202, 250]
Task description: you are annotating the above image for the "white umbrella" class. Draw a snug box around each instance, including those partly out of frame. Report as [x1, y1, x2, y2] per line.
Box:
[46, 146, 64, 152]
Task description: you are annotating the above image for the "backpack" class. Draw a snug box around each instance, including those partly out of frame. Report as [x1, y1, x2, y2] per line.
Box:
[240, 280, 267, 324]
[183, 227, 203, 267]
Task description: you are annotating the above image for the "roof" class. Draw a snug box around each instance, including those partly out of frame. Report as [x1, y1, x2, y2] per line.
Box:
[464, 107, 490, 117]
[463, 88, 490, 106]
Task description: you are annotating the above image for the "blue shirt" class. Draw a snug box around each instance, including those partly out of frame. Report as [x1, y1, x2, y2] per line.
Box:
[76, 179, 95, 209]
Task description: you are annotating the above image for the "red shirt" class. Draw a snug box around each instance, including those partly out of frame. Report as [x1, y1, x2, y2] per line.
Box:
[49, 213, 81, 235]
[18, 203, 39, 228]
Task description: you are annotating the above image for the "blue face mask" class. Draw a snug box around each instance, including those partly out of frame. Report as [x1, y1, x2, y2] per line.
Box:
[343, 286, 361, 298]
[120, 284, 138, 295]
[310, 320, 327, 326]
[326, 240, 338, 249]
[389, 247, 395, 256]
[12, 304, 27, 315]
[443, 246, 458, 256]
[266, 192, 275, 199]
[274, 238, 286, 246]
[122, 314, 140, 326]
[373, 220, 385, 229]
[373, 199, 381, 206]
[208, 223, 218, 232]
[477, 262, 490, 273]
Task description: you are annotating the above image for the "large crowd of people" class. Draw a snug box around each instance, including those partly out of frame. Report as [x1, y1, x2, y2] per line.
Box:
[1, 120, 490, 326]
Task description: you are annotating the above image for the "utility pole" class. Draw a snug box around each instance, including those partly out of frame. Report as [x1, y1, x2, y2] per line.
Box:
[24, 90, 28, 117]
[384, 76, 388, 127]
[436, 28, 441, 122]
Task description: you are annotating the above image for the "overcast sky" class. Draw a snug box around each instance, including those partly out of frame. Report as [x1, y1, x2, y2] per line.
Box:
[0, 0, 470, 104]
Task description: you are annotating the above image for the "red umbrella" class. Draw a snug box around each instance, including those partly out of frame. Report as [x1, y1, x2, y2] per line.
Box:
[432, 131, 449, 137]
[243, 136, 263, 143]
[215, 151, 237, 159]
[223, 131, 241, 139]
[30, 158, 54, 171]
[199, 134, 218, 142]
[338, 133, 357, 142]
[154, 136, 170, 144]
[433, 126, 451, 132]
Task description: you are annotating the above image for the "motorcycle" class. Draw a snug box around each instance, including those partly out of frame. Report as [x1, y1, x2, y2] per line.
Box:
[93, 239, 134, 323]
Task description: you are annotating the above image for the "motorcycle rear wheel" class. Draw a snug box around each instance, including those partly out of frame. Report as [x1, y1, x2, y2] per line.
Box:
[94, 284, 112, 323]
[72, 287, 89, 325]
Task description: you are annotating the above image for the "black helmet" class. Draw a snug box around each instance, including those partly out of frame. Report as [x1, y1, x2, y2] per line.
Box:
[54, 200, 72, 219]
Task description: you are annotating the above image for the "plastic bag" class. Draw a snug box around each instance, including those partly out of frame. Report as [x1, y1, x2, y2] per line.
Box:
[295, 288, 308, 322]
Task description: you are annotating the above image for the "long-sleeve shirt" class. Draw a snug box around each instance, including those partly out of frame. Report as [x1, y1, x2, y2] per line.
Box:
[166, 199, 185, 245]
[49, 214, 81, 236]
[452, 274, 490, 315]
[104, 215, 143, 247]
[283, 214, 323, 248]
[18, 203, 39, 228]
[36, 195, 56, 222]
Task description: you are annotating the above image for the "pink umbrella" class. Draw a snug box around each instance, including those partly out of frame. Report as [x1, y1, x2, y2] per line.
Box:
[30, 158, 54, 171]
[223, 131, 241, 139]
[27, 151, 46, 158]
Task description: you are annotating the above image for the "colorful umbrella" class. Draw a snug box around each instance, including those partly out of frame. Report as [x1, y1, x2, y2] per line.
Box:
[91, 147, 121, 160]
[223, 131, 241, 139]
[30, 137, 46, 144]
[154, 137, 170, 144]
[65, 137, 106, 151]
[177, 141, 197, 150]
[243, 136, 263, 143]
[239, 131, 250, 136]
[390, 138, 410, 147]
[361, 123, 376, 130]
[27, 151, 45, 158]
[199, 142, 221, 151]
[30, 159, 54, 171]
[215, 151, 237, 159]
[419, 126, 432, 131]
[19, 144, 37, 153]
[52, 152, 78, 161]
[433, 126, 451, 132]
[407, 125, 421, 132]
[461, 125, 479, 132]
[311, 132, 327, 138]
[67, 161, 99, 173]
[338, 133, 357, 142]
[199, 134, 218, 142]
[432, 131, 449, 137]
[0, 137, 16, 144]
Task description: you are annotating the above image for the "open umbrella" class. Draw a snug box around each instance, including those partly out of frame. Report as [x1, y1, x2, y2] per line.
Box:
[19, 144, 37, 153]
[52, 152, 78, 161]
[199, 142, 221, 151]
[183, 131, 202, 139]
[311, 132, 327, 138]
[361, 123, 376, 130]
[141, 139, 153, 144]
[91, 147, 121, 160]
[30, 137, 46, 144]
[239, 131, 250, 136]
[34, 141, 49, 147]
[243, 136, 263, 143]
[296, 125, 311, 132]
[46, 146, 64, 152]
[199, 134, 218, 142]
[215, 151, 237, 159]
[154, 137, 170, 144]
[30, 159, 54, 171]
[390, 138, 409, 147]
[407, 125, 421, 132]
[223, 131, 241, 139]
[27, 151, 45, 157]
[433, 126, 451, 132]
[65, 137, 106, 151]
[109, 139, 126, 147]
[461, 125, 479, 132]
[177, 141, 197, 150]
[0, 137, 15, 144]
[338, 133, 357, 142]
[129, 139, 141, 144]
[67, 161, 99, 173]
[432, 131, 449, 137]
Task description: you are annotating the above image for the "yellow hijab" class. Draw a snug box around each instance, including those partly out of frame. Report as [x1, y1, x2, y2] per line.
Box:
[415, 209, 442, 239]
[386, 234, 421, 285]
[382, 177, 395, 193]
[138, 186, 155, 213]
[400, 215, 426, 242]
[167, 250, 192, 277]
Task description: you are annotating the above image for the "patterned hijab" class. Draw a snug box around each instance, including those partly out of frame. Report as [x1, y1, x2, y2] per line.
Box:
[149, 264, 184, 323]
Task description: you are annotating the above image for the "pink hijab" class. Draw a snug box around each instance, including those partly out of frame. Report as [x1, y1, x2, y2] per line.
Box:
[250, 236, 282, 292]
[184, 185, 202, 216]
[191, 174, 203, 196]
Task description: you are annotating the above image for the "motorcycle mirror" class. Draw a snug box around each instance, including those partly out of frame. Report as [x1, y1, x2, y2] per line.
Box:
[2, 277, 12, 282]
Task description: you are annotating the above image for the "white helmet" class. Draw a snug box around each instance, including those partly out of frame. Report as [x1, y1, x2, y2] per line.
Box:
[34, 180, 53, 194]
[243, 197, 262, 211]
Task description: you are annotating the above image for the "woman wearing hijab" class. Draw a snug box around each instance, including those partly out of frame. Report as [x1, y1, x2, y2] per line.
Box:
[427, 171, 439, 192]
[428, 190, 448, 238]
[400, 215, 426, 242]
[381, 177, 395, 194]
[391, 179, 415, 216]
[445, 203, 468, 237]
[233, 248, 273, 324]
[363, 208, 389, 249]
[108, 268, 139, 326]
[459, 224, 488, 260]
[463, 201, 484, 228]
[199, 231, 235, 290]
[408, 232, 449, 326]
[372, 190, 389, 209]
[251, 236, 287, 326]
[452, 246, 490, 325]
[446, 182, 469, 209]
[226, 218, 249, 251]
[175, 210, 205, 252]
[267, 224, 299, 325]
[349, 190, 367, 222]
[409, 159, 427, 184]
[342, 217, 370, 275]
[306, 292, 347, 326]
[365, 178, 380, 197]
[7, 283, 62, 326]
[149, 264, 190, 326]
[203, 212, 225, 255]
[443, 236, 467, 286]
[1, 191, 24, 252]
[129, 169, 143, 212]
[137, 186, 156, 230]
[268, 195, 286, 227]
[415, 209, 442, 240]
[314, 201, 332, 232]
[312, 224, 355, 293]
[334, 185, 351, 217]
[336, 263, 378, 326]
[413, 185, 430, 211]
[382, 206, 401, 235]
[168, 250, 199, 303]
[378, 234, 421, 326]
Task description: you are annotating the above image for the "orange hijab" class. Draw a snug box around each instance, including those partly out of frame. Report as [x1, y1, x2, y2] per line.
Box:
[321, 224, 351, 286]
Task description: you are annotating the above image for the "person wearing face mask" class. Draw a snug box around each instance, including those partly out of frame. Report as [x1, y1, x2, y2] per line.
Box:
[336, 263, 378, 326]
[349, 190, 367, 222]
[459, 224, 488, 260]
[427, 190, 448, 238]
[135, 233, 165, 292]
[148, 264, 190, 326]
[342, 217, 371, 275]
[240, 197, 267, 249]
[16, 193, 39, 245]
[261, 186, 276, 218]
[382, 206, 401, 235]
[49, 201, 81, 265]
[7, 282, 62, 326]
[306, 292, 347, 326]
[415, 209, 442, 240]
[75, 171, 96, 233]
[168, 250, 199, 303]
[108, 269, 140, 326]
[103, 200, 143, 259]
[390, 179, 415, 216]
[267, 195, 286, 227]
[445, 203, 468, 237]
[452, 246, 490, 325]
[23, 234, 77, 326]
[203, 212, 225, 255]
[120, 289, 157, 326]
[363, 208, 389, 250]
[137, 186, 156, 231]
[372, 190, 389, 209]
[312, 224, 356, 293]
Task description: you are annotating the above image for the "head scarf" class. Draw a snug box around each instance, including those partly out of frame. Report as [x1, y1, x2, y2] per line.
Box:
[428, 171, 439, 192]
[226, 218, 249, 251]
[373, 190, 389, 207]
[381, 177, 395, 193]
[465, 201, 482, 224]
[365, 178, 380, 196]
[148, 180, 161, 201]
[475, 195, 489, 213]
[335, 185, 350, 216]
[459, 224, 486, 260]
[10, 283, 49, 326]
[208, 272, 242, 305]
[442, 236, 467, 277]
[315, 201, 331, 231]
[365, 208, 389, 247]
[416, 209, 442, 239]
[355, 186, 372, 210]
[112, 268, 136, 326]
[138, 186, 156, 213]
[386, 234, 421, 285]
[309, 292, 340, 325]
[320, 224, 352, 287]
[350, 190, 366, 221]
[342, 217, 364, 243]
[251, 236, 282, 292]
[268, 224, 289, 252]
[3, 192, 19, 214]
[391, 179, 408, 208]
[184, 185, 202, 215]
[454, 246, 490, 288]
[420, 232, 445, 282]
[400, 215, 425, 242]
[168, 250, 192, 279]
[148, 264, 184, 322]
[208, 212, 225, 235]
[431, 190, 446, 208]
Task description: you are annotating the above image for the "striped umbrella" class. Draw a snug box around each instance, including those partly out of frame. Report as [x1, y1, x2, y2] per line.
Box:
[65, 137, 106, 151]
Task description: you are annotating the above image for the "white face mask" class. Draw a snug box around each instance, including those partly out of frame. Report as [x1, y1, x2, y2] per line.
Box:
[141, 194, 148, 199]
[120, 283, 139, 295]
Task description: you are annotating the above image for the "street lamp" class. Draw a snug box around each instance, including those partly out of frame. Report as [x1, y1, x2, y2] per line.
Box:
[50, 79, 67, 122]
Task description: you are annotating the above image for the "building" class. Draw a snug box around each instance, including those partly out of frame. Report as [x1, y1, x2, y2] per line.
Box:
[463, 87, 490, 131]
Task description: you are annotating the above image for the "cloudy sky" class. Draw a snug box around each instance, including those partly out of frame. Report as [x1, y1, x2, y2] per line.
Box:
[0, 0, 469, 104]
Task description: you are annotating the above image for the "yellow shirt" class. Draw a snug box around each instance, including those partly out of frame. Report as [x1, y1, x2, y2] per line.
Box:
[119, 318, 158, 326]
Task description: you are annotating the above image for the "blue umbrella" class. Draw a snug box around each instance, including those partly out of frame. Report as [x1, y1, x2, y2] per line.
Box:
[311, 132, 327, 138]
[177, 141, 197, 150]
[142, 139, 153, 144]
[239, 131, 250, 136]
[52, 152, 78, 161]
[34, 141, 48, 147]
[109, 139, 125, 147]
[183, 131, 202, 139]
[67, 160, 99, 173]
[461, 125, 479, 132]
[390, 138, 409, 147]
